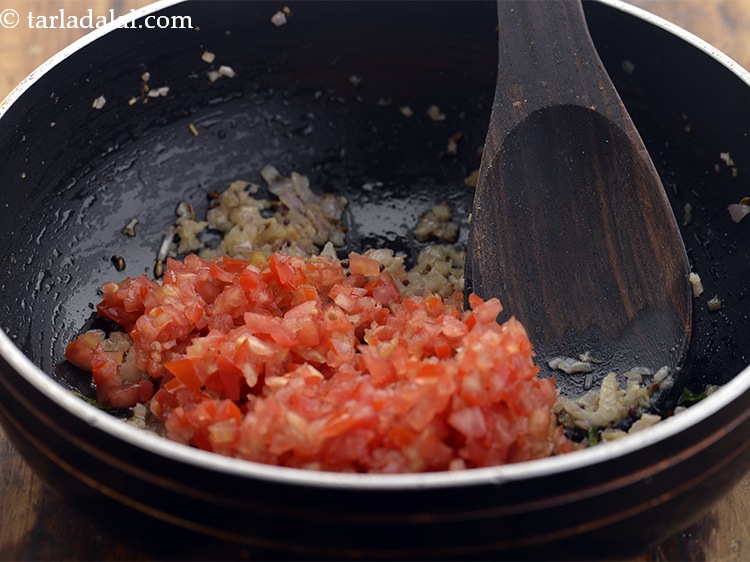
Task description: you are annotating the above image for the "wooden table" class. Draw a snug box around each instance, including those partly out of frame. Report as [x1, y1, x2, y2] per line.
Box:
[1, 1, 749, 560]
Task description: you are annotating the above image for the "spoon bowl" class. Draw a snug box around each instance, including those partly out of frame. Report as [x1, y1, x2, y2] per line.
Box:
[467, 0, 692, 401]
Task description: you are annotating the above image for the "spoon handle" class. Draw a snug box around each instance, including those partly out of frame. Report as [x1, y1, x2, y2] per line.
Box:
[493, 0, 631, 138]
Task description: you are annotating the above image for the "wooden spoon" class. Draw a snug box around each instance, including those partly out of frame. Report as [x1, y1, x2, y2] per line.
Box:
[466, 0, 692, 400]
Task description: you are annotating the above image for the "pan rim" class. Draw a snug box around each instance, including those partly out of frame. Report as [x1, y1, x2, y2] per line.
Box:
[599, 0, 750, 83]
[0, 0, 183, 119]
[0, 0, 749, 491]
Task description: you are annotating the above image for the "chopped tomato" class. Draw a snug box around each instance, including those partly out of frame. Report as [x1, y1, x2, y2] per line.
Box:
[65, 330, 103, 371]
[66, 251, 575, 472]
[97, 275, 160, 329]
[88, 348, 154, 409]
[268, 253, 306, 289]
[364, 271, 400, 306]
[164, 358, 203, 391]
[348, 252, 382, 276]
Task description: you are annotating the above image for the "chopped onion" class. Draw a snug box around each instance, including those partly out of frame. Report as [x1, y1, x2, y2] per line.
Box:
[427, 104, 446, 122]
[547, 357, 593, 374]
[218, 65, 236, 78]
[629, 413, 661, 433]
[121, 218, 138, 237]
[689, 272, 704, 297]
[720, 151, 735, 167]
[728, 202, 750, 223]
[271, 11, 287, 26]
[147, 86, 169, 98]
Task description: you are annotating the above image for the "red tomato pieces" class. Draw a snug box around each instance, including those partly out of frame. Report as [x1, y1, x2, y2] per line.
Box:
[67, 330, 154, 409]
[67, 251, 576, 472]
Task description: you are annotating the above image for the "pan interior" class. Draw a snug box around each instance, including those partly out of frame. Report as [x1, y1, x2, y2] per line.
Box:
[0, 0, 747, 424]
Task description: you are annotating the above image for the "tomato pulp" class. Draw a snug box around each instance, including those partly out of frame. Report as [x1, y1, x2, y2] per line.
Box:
[66, 252, 575, 472]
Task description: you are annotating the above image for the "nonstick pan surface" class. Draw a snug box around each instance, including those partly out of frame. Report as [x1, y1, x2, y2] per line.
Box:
[0, 1, 749, 559]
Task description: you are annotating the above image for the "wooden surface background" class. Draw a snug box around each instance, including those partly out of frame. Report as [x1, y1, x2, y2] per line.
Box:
[1, 1, 750, 560]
